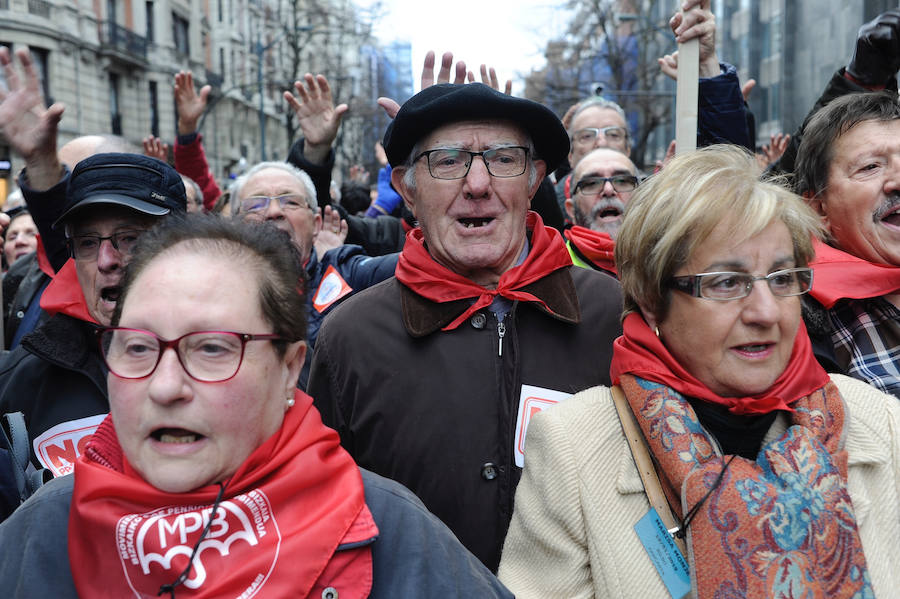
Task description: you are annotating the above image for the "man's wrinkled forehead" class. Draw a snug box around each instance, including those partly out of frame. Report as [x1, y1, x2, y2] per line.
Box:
[574, 148, 636, 179]
[570, 106, 627, 133]
[421, 119, 529, 149]
[241, 169, 308, 198]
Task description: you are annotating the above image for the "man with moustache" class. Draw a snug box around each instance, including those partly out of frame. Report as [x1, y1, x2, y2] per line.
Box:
[562, 147, 639, 277]
[795, 91, 900, 399]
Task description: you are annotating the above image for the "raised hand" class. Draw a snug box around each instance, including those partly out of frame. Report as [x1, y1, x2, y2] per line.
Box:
[847, 10, 900, 87]
[174, 71, 211, 135]
[283, 73, 349, 164]
[0, 47, 65, 188]
[142, 136, 169, 162]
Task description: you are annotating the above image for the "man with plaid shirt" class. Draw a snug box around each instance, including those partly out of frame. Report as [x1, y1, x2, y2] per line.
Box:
[794, 91, 900, 398]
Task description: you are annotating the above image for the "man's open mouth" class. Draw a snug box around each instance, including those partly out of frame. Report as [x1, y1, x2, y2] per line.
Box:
[458, 217, 494, 229]
[100, 286, 121, 304]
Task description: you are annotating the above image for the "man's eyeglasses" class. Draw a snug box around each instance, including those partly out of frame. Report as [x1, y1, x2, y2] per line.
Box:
[240, 194, 311, 216]
[98, 328, 283, 382]
[67, 230, 146, 261]
[572, 126, 628, 145]
[414, 146, 529, 180]
[573, 175, 639, 195]
[668, 267, 813, 301]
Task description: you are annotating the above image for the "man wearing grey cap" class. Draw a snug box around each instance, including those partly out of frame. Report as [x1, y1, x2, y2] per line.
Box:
[308, 83, 623, 571]
[0, 153, 186, 478]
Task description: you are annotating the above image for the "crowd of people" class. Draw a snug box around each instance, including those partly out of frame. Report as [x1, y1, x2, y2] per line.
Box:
[0, 0, 899, 596]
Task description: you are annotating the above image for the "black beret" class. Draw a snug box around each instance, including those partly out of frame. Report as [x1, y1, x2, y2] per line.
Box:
[55, 153, 187, 228]
[383, 83, 569, 173]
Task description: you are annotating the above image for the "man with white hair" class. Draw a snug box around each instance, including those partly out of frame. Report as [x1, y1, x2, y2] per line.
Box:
[231, 161, 397, 388]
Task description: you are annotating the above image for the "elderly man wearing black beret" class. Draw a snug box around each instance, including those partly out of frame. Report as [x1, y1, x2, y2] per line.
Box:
[308, 83, 623, 571]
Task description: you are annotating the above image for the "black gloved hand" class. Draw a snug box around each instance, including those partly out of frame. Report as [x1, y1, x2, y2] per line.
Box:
[847, 9, 900, 86]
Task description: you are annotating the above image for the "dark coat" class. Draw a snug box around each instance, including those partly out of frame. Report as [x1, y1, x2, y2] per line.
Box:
[308, 266, 623, 571]
[0, 314, 107, 472]
[0, 467, 513, 598]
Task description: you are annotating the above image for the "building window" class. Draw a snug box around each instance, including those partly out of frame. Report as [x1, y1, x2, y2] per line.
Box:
[110, 73, 122, 135]
[146, 2, 155, 43]
[219, 47, 226, 82]
[29, 47, 52, 106]
[218, 0, 223, 22]
[149, 81, 159, 137]
[173, 13, 190, 56]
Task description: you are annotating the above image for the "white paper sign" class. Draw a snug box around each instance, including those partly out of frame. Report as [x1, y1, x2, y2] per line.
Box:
[513, 385, 573, 467]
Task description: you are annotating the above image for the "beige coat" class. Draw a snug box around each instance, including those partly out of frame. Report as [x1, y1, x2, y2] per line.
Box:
[498, 375, 900, 598]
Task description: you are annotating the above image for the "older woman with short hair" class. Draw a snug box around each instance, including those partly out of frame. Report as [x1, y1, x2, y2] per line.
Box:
[0, 214, 512, 598]
[498, 145, 900, 598]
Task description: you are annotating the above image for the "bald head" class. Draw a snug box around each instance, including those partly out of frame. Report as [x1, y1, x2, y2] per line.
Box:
[58, 135, 140, 170]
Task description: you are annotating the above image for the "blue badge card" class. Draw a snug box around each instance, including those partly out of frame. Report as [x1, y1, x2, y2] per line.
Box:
[633, 508, 691, 599]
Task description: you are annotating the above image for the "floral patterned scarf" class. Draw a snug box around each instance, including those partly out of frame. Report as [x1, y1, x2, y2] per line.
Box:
[619, 373, 873, 598]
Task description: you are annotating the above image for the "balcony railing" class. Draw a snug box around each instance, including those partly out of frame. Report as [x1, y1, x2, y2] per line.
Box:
[28, 0, 50, 17]
[99, 21, 148, 62]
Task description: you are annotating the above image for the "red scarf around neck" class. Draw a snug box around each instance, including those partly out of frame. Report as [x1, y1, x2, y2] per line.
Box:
[39, 257, 97, 323]
[68, 390, 373, 598]
[809, 239, 900, 308]
[564, 225, 617, 275]
[610, 312, 829, 415]
[395, 211, 573, 330]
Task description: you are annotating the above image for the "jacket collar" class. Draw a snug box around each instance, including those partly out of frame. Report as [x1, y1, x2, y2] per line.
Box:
[399, 266, 581, 338]
[20, 313, 107, 391]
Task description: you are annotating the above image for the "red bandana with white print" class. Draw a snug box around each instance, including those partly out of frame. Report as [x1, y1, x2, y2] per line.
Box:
[68, 390, 374, 598]
[395, 211, 573, 330]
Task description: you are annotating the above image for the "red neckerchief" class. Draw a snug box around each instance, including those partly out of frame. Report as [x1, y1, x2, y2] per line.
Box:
[610, 312, 829, 415]
[68, 390, 374, 598]
[39, 258, 97, 324]
[564, 226, 617, 275]
[809, 239, 900, 309]
[395, 211, 573, 330]
[619, 373, 871, 597]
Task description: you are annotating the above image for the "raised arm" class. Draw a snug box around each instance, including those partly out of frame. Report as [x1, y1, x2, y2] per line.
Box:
[657, 0, 752, 150]
[172, 71, 221, 211]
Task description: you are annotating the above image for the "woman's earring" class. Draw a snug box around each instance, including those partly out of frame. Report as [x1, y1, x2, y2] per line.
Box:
[286, 396, 295, 408]
[654, 326, 660, 337]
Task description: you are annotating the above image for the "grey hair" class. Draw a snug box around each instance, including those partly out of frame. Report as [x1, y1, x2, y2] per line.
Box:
[230, 161, 317, 217]
[569, 96, 629, 137]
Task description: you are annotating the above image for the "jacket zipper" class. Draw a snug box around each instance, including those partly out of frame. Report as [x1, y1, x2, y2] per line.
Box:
[497, 320, 506, 357]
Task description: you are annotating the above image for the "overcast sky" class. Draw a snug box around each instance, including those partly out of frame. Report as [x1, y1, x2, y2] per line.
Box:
[363, 0, 572, 95]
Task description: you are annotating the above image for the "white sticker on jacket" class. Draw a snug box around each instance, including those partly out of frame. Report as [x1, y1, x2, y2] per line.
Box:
[514, 385, 573, 467]
[33, 413, 107, 476]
